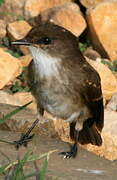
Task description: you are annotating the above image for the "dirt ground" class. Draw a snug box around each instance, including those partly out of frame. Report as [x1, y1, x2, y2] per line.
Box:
[0, 131, 117, 180]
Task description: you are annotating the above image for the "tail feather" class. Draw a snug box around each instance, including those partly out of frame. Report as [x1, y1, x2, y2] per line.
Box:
[78, 124, 102, 146]
[70, 121, 102, 146]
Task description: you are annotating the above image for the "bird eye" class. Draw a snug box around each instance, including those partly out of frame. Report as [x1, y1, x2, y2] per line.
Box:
[37, 37, 52, 45]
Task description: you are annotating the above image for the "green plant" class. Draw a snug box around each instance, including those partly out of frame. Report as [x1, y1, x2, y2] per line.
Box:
[0, 101, 57, 179]
[0, 101, 32, 124]
[0, 150, 57, 179]
[10, 80, 30, 93]
[0, 0, 4, 6]
[101, 59, 117, 72]
[6, 49, 22, 58]
[79, 42, 88, 53]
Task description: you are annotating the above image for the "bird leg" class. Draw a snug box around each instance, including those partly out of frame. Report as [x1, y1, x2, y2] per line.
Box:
[14, 118, 39, 149]
[59, 129, 79, 158]
[14, 107, 44, 149]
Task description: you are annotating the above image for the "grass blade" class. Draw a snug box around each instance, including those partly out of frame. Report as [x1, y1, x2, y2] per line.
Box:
[39, 157, 48, 180]
[0, 101, 32, 124]
[0, 150, 58, 174]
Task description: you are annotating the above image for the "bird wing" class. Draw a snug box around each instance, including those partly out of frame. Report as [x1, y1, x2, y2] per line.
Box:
[82, 70, 104, 132]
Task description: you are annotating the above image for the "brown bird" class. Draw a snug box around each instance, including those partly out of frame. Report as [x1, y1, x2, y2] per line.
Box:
[12, 22, 104, 158]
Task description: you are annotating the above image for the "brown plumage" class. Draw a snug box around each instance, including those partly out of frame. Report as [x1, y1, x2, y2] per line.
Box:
[12, 22, 104, 158]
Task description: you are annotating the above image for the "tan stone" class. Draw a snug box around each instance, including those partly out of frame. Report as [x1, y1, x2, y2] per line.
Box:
[24, 0, 74, 18]
[40, 2, 86, 36]
[0, 0, 26, 23]
[0, 90, 36, 112]
[80, 0, 105, 8]
[85, 57, 117, 100]
[82, 110, 117, 161]
[13, 92, 37, 112]
[83, 47, 101, 60]
[87, 1, 117, 61]
[0, 20, 7, 39]
[19, 45, 31, 55]
[0, 48, 22, 89]
[7, 20, 32, 40]
[19, 54, 32, 67]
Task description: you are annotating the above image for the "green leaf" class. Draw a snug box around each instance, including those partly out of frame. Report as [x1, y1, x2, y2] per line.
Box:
[0, 165, 8, 174]
[0, 150, 57, 174]
[39, 157, 48, 180]
[0, 101, 32, 124]
[6, 50, 21, 58]
[0, 0, 4, 6]
[11, 151, 31, 180]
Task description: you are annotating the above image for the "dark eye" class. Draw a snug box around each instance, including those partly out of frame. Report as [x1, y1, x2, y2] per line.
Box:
[37, 37, 52, 45]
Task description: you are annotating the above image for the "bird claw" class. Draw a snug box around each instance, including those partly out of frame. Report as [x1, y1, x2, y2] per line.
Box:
[59, 143, 77, 159]
[59, 151, 75, 159]
[13, 133, 35, 149]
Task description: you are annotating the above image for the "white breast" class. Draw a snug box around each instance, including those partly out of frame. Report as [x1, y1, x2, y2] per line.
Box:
[29, 46, 61, 78]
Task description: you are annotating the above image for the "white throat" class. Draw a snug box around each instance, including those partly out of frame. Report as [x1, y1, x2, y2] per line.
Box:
[29, 46, 61, 78]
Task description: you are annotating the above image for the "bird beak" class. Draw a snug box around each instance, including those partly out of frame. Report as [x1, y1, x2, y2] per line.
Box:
[11, 39, 32, 46]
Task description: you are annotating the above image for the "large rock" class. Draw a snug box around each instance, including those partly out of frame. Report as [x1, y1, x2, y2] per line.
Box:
[0, 20, 7, 39]
[85, 57, 117, 101]
[0, 0, 26, 22]
[19, 54, 32, 67]
[7, 21, 32, 40]
[39, 2, 86, 36]
[87, 1, 117, 61]
[82, 110, 117, 161]
[0, 103, 56, 137]
[0, 48, 22, 89]
[80, 0, 105, 8]
[0, 90, 36, 112]
[106, 92, 117, 111]
[83, 47, 101, 60]
[24, 0, 74, 18]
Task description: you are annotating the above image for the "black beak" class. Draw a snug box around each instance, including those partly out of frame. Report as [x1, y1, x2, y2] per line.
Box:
[12, 39, 32, 46]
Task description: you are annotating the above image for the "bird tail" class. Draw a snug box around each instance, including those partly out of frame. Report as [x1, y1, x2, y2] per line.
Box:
[78, 124, 102, 146]
[70, 121, 102, 146]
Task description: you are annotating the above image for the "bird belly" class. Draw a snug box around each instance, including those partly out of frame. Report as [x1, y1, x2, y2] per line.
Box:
[37, 88, 91, 127]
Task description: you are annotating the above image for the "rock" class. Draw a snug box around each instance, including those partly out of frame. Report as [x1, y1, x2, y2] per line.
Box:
[83, 47, 101, 60]
[87, 1, 117, 61]
[0, 103, 57, 138]
[13, 92, 37, 112]
[0, 90, 37, 112]
[0, 90, 21, 106]
[82, 110, 117, 161]
[24, 0, 74, 18]
[80, 0, 104, 8]
[0, 20, 7, 39]
[0, 0, 26, 22]
[39, 2, 86, 36]
[7, 20, 32, 40]
[106, 93, 117, 111]
[19, 45, 31, 55]
[85, 57, 117, 101]
[0, 48, 22, 89]
[19, 54, 32, 67]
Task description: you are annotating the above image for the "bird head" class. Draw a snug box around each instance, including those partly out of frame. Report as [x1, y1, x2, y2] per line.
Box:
[12, 22, 79, 59]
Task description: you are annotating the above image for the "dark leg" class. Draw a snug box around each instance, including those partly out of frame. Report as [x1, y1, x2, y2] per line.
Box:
[14, 108, 44, 149]
[59, 129, 79, 158]
[14, 119, 39, 149]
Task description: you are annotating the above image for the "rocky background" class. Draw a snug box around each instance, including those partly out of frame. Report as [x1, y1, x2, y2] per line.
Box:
[0, 0, 117, 161]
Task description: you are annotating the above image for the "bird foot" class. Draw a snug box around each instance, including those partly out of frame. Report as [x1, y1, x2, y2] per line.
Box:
[59, 144, 77, 159]
[13, 133, 34, 149]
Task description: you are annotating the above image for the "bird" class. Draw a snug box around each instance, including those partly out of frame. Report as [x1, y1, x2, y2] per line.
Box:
[12, 22, 104, 158]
